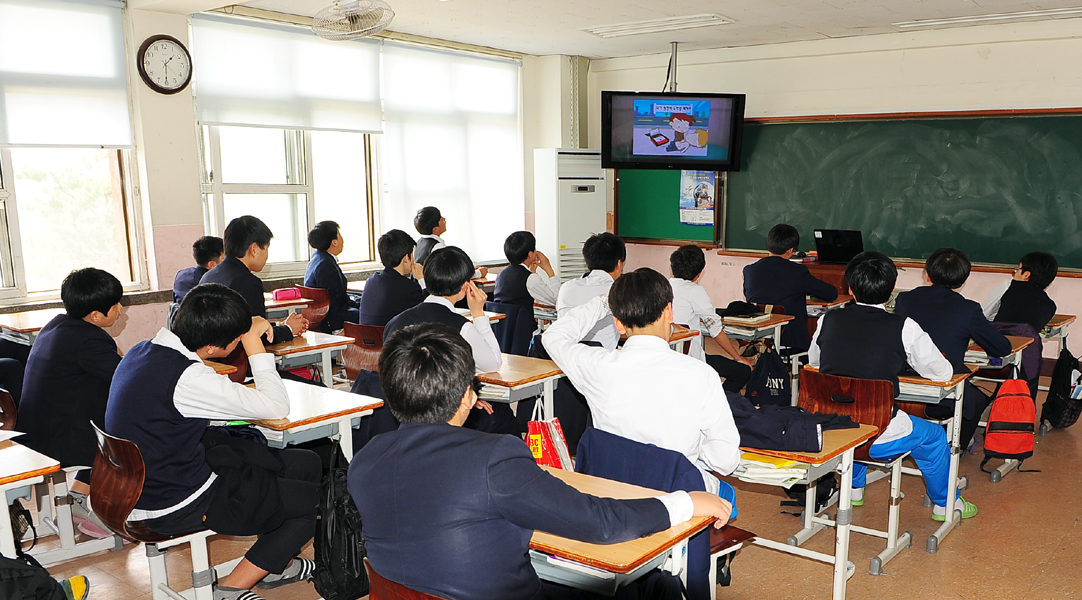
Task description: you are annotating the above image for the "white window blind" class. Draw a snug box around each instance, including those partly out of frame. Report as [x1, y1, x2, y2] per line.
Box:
[0, 0, 132, 148]
[380, 43, 522, 264]
[191, 15, 382, 133]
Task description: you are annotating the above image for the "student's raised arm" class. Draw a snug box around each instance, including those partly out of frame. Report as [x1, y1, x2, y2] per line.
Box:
[542, 296, 614, 394]
[463, 282, 502, 373]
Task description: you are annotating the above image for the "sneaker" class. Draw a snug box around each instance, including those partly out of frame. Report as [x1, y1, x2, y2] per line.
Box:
[255, 557, 316, 590]
[61, 575, 90, 600]
[850, 487, 864, 507]
[932, 497, 978, 521]
[69, 492, 114, 539]
[213, 585, 266, 600]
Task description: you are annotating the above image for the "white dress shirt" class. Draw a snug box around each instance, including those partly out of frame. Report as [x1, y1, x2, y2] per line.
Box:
[423, 296, 503, 373]
[128, 328, 291, 521]
[982, 279, 1011, 321]
[808, 302, 953, 445]
[556, 270, 619, 349]
[669, 277, 723, 362]
[523, 265, 561, 306]
[543, 296, 742, 493]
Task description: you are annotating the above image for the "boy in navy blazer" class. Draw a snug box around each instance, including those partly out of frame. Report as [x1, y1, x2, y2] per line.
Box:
[895, 248, 1012, 451]
[173, 236, 223, 303]
[349, 321, 732, 600]
[358, 229, 426, 327]
[743, 224, 838, 351]
[984, 251, 1059, 332]
[304, 221, 359, 333]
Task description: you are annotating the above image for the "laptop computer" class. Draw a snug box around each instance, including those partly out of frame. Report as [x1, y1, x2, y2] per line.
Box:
[814, 229, 864, 265]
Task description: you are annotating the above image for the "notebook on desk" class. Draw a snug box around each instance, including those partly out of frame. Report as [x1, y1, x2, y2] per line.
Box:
[724, 313, 772, 326]
[814, 229, 863, 265]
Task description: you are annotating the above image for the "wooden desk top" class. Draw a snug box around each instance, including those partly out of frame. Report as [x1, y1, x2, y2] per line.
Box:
[530, 467, 714, 574]
[264, 294, 313, 310]
[454, 308, 506, 322]
[807, 294, 853, 307]
[252, 380, 383, 431]
[205, 360, 237, 375]
[0, 440, 61, 486]
[1048, 314, 1076, 328]
[346, 280, 367, 293]
[721, 313, 795, 329]
[478, 354, 562, 387]
[0, 307, 64, 333]
[267, 331, 355, 356]
[668, 324, 701, 343]
[740, 424, 879, 465]
[968, 335, 1034, 355]
[534, 302, 556, 310]
[805, 365, 974, 387]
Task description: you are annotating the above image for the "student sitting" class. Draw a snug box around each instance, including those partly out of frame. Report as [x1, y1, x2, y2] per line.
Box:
[106, 284, 320, 600]
[357, 229, 426, 327]
[173, 235, 224, 303]
[304, 220, 359, 333]
[983, 251, 1059, 332]
[743, 223, 838, 351]
[556, 232, 625, 349]
[494, 231, 560, 309]
[201, 215, 308, 344]
[18, 268, 123, 537]
[348, 321, 732, 600]
[413, 205, 487, 276]
[669, 245, 753, 392]
[544, 267, 742, 497]
[894, 248, 1012, 450]
[385, 246, 518, 434]
[810, 251, 976, 520]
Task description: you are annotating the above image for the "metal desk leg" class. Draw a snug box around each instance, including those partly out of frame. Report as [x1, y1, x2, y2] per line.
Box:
[832, 450, 854, 600]
[337, 416, 355, 462]
[321, 350, 334, 388]
[542, 379, 555, 420]
[929, 382, 964, 553]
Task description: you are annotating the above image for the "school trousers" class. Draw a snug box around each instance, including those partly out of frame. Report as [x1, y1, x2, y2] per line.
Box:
[705, 354, 752, 393]
[851, 416, 956, 508]
[144, 448, 321, 574]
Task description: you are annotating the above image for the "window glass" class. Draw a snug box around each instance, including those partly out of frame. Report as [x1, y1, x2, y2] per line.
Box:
[218, 126, 300, 184]
[311, 130, 371, 264]
[223, 193, 307, 264]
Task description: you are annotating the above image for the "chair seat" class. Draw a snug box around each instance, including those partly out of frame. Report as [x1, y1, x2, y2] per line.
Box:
[710, 525, 755, 555]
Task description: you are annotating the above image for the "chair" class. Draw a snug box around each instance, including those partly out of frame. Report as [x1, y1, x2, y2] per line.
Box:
[0, 389, 15, 430]
[296, 285, 331, 333]
[219, 345, 249, 384]
[485, 301, 534, 356]
[89, 422, 219, 600]
[365, 557, 450, 600]
[342, 322, 384, 380]
[797, 370, 912, 575]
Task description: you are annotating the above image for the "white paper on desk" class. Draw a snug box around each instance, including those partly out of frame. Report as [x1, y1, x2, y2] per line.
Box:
[0, 430, 24, 442]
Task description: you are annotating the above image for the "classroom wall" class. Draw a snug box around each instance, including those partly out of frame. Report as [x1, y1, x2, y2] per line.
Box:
[522, 54, 580, 232]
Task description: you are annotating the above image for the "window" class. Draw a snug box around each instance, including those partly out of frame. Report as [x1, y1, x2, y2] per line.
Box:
[200, 125, 375, 273]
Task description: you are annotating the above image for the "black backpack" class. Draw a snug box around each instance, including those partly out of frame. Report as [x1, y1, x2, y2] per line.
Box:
[745, 346, 792, 407]
[0, 554, 67, 600]
[312, 449, 369, 600]
[1040, 343, 1082, 430]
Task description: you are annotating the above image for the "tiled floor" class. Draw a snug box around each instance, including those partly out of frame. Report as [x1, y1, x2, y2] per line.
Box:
[37, 395, 1082, 600]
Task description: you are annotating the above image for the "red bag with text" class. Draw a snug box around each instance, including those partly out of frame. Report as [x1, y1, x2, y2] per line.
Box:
[527, 403, 574, 470]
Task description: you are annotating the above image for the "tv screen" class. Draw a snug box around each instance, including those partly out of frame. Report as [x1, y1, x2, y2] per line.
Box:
[602, 91, 746, 171]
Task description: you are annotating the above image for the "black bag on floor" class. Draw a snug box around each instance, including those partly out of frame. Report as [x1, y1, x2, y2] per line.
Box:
[0, 554, 66, 600]
[312, 449, 369, 600]
[1040, 343, 1082, 429]
[745, 346, 791, 407]
[781, 475, 839, 514]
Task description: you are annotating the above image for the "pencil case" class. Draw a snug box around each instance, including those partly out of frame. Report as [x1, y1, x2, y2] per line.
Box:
[272, 288, 302, 301]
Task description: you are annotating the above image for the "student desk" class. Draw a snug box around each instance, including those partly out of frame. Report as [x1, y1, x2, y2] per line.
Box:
[667, 324, 701, 354]
[534, 302, 557, 330]
[1, 440, 60, 558]
[721, 313, 794, 343]
[267, 331, 354, 387]
[806, 294, 854, 317]
[453, 308, 506, 322]
[967, 336, 1034, 483]
[1041, 314, 1075, 355]
[0, 307, 64, 346]
[252, 380, 382, 462]
[264, 294, 312, 319]
[737, 424, 879, 600]
[205, 360, 237, 375]
[346, 279, 366, 294]
[477, 354, 563, 419]
[529, 466, 714, 596]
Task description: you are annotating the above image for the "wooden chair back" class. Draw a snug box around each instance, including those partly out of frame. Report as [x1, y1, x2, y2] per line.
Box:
[296, 285, 331, 333]
[797, 370, 893, 462]
[0, 389, 15, 430]
[342, 322, 384, 379]
[89, 422, 200, 543]
[365, 557, 450, 600]
[220, 345, 248, 384]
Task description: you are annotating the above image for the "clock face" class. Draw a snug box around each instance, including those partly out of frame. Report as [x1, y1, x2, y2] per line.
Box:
[138, 35, 192, 95]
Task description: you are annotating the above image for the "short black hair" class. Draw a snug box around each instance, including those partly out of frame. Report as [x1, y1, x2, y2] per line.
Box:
[1020, 251, 1059, 289]
[583, 232, 626, 273]
[925, 247, 971, 289]
[172, 283, 252, 351]
[378, 229, 416, 269]
[845, 251, 897, 305]
[61, 268, 123, 319]
[192, 236, 224, 268]
[669, 245, 706, 281]
[307, 221, 340, 252]
[379, 323, 475, 424]
[423, 246, 474, 297]
[767, 224, 800, 255]
[608, 268, 673, 329]
[224, 215, 273, 258]
[414, 206, 442, 235]
[504, 231, 536, 265]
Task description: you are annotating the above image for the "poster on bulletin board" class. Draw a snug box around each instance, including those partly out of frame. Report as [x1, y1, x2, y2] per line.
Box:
[679, 170, 715, 226]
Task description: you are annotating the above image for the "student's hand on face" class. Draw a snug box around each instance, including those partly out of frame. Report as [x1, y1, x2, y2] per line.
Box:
[245, 316, 273, 345]
[411, 261, 425, 280]
[465, 282, 487, 317]
[473, 399, 495, 415]
[536, 251, 555, 277]
[285, 312, 308, 335]
[688, 491, 733, 528]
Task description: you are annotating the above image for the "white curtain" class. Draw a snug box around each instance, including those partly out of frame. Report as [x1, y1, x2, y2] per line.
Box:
[380, 43, 523, 264]
[0, 0, 131, 147]
[191, 15, 382, 133]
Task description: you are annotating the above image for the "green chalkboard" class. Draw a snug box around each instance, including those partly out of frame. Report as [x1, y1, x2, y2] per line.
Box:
[615, 169, 716, 243]
[725, 115, 1082, 268]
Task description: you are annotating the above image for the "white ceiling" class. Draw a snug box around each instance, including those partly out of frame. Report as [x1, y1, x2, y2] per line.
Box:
[240, 0, 1082, 58]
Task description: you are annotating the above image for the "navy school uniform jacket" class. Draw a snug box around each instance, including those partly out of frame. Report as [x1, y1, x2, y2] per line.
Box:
[995, 279, 1057, 333]
[200, 256, 293, 344]
[894, 285, 1012, 365]
[743, 255, 838, 351]
[348, 422, 672, 600]
[304, 249, 358, 333]
[172, 265, 208, 303]
[17, 314, 121, 468]
[357, 267, 426, 327]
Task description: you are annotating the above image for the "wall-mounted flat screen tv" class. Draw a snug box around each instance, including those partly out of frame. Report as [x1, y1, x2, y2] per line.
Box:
[602, 91, 746, 171]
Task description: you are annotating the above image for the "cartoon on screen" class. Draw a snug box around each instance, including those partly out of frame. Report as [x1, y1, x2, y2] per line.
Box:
[632, 100, 710, 157]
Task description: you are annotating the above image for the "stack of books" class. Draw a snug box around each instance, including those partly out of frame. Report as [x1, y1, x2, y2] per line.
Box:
[734, 452, 807, 488]
[723, 313, 772, 326]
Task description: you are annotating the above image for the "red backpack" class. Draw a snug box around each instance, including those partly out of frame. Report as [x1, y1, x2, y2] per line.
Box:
[981, 369, 1038, 474]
